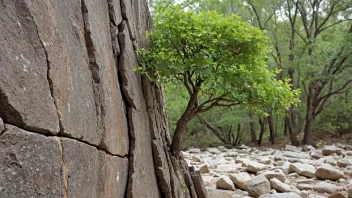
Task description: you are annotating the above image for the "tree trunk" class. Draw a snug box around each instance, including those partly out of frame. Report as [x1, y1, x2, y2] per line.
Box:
[286, 115, 299, 146]
[197, 116, 230, 145]
[249, 110, 257, 142]
[257, 117, 266, 146]
[302, 85, 316, 145]
[268, 109, 275, 144]
[284, 118, 288, 136]
[171, 113, 193, 159]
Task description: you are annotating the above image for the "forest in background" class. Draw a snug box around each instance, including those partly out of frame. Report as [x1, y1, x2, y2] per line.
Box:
[147, 0, 352, 149]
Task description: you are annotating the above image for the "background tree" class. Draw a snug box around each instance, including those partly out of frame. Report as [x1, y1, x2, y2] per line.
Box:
[139, 5, 298, 158]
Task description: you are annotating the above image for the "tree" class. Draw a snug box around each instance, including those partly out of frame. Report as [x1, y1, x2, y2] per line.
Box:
[139, 5, 298, 158]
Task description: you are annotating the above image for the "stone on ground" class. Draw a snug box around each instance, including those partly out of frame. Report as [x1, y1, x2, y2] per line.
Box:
[208, 148, 221, 154]
[262, 169, 286, 182]
[313, 181, 343, 194]
[216, 176, 236, 191]
[315, 166, 344, 180]
[323, 146, 338, 156]
[247, 162, 266, 173]
[289, 163, 316, 178]
[230, 172, 252, 190]
[199, 164, 210, 173]
[245, 175, 271, 197]
[188, 148, 201, 153]
[270, 178, 300, 194]
[328, 192, 346, 198]
[259, 192, 302, 198]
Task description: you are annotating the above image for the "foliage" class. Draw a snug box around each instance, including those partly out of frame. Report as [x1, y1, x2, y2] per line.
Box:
[139, 5, 299, 114]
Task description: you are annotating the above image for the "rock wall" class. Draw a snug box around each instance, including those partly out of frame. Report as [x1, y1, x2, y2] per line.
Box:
[0, 0, 205, 198]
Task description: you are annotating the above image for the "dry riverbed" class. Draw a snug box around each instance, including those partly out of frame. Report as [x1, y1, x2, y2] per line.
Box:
[183, 144, 352, 198]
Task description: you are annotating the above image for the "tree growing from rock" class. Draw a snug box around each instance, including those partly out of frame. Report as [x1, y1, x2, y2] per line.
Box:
[138, 5, 299, 158]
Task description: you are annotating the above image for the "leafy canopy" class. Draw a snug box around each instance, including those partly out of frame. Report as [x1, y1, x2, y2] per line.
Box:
[139, 5, 299, 113]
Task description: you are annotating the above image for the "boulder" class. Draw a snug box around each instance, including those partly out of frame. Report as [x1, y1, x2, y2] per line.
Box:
[216, 176, 236, 191]
[284, 151, 310, 159]
[315, 166, 344, 180]
[270, 178, 300, 194]
[259, 192, 302, 198]
[262, 169, 286, 182]
[230, 172, 252, 190]
[289, 163, 316, 178]
[308, 195, 328, 198]
[302, 145, 316, 151]
[199, 164, 210, 173]
[259, 157, 272, 164]
[297, 183, 313, 190]
[337, 159, 352, 168]
[311, 151, 323, 159]
[208, 148, 221, 154]
[192, 155, 201, 162]
[208, 189, 246, 198]
[247, 162, 266, 173]
[324, 156, 338, 166]
[328, 192, 346, 198]
[322, 146, 338, 156]
[285, 145, 301, 152]
[188, 148, 201, 153]
[313, 182, 343, 194]
[245, 175, 271, 197]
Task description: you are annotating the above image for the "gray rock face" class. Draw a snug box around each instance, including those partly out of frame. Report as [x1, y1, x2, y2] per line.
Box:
[216, 176, 236, 191]
[313, 181, 344, 194]
[0, 117, 4, 132]
[315, 166, 344, 180]
[0, 1, 60, 135]
[97, 152, 129, 198]
[62, 138, 99, 197]
[0, 125, 62, 197]
[245, 175, 271, 197]
[259, 192, 302, 198]
[348, 185, 352, 198]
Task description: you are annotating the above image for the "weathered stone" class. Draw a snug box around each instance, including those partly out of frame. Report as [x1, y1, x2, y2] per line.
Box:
[108, 0, 123, 25]
[259, 192, 302, 198]
[191, 172, 208, 198]
[348, 184, 352, 198]
[259, 157, 272, 164]
[230, 172, 252, 190]
[297, 183, 313, 190]
[328, 192, 346, 198]
[188, 148, 201, 153]
[0, 125, 62, 197]
[247, 162, 266, 173]
[0, 1, 59, 134]
[208, 148, 221, 154]
[192, 155, 201, 162]
[311, 151, 323, 159]
[324, 156, 338, 166]
[97, 152, 129, 198]
[245, 175, 271, 197]
[81, 0, 129, 154]
[151, 140, 172, 198]
[199, 164, 210, 174]
[308, 195, 327, 198]
[315, 166, 344, 180]
[302, 145, 316, 151]
[284, 151, 310, 159]
[0, 117, 4, 132]
[118, 16, 160, 198]
[313, 182, 343, 194]
[337, 159, 352, 168]
[270, 178, 300, 194]
[216, 176, 236, 191]
[289, 163, 316, 178]
[208, 189, 245, 198]
[262, 169, 286, 182]
[323, 146, 338, 156]
[62, 138, 99, 197]
[285, 145, 301, 152]
[121, 0, 136, 40]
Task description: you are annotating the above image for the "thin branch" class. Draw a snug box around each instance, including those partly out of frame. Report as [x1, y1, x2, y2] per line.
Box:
[319, 19, 352, 33]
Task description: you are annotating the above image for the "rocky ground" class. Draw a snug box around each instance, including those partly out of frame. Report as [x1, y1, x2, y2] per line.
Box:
[183, 144, 352, 198]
